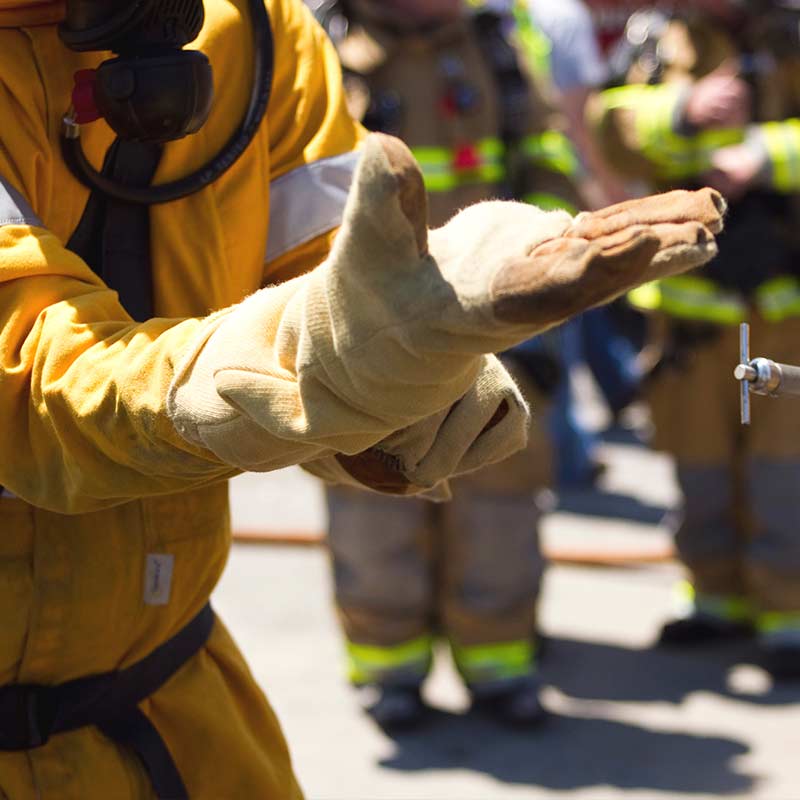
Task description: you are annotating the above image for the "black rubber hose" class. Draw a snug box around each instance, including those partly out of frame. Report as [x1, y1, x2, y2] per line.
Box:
[61, 0, 273, 205]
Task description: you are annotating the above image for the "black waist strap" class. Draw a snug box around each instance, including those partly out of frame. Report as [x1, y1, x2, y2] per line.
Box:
[0, 603, 214, 799]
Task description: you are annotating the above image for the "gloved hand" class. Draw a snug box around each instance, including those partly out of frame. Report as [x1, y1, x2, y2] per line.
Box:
[302, 353, 528, 497]
[168, 134, 724, 492]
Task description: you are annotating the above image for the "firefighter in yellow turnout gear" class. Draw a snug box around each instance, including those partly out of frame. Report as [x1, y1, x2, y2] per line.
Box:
[0, 0, 725, 795]
[0, 2, 361, 796]
[588, 1, 800, 675]
[318, 0, 583, 728]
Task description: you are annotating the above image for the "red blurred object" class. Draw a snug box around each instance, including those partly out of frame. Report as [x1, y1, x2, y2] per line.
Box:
[453, 143, 481, 171]
[439, 92, 458, 117]
[72, 69, 101, 124]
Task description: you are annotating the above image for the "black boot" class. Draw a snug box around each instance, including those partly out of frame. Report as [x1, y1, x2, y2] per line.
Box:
[658, 614, 754, 647]
[471, 678, 547, 728]
[761, 642, 800, 680]
[366, 685, 427, 731]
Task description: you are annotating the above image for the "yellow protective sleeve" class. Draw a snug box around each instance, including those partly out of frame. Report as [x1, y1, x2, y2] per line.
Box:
[587, 83, 744, 184]
[0, 0, 362, 513]
[0, 222, 227, 510]
[757, 119, 800, 193]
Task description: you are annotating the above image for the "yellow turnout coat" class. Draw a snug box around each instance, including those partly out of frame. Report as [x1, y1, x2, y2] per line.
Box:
[0, 0, 362, 796]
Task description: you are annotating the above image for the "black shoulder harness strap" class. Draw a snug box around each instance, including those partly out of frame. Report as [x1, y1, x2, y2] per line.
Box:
[67, 139, 163, 323]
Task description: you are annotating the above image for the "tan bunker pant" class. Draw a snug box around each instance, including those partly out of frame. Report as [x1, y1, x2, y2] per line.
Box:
[648, 314, 800, 615]
[327, 375, 551, 692]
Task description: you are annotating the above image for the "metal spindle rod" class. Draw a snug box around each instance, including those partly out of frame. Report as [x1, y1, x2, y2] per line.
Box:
[738, 323, 751, 425]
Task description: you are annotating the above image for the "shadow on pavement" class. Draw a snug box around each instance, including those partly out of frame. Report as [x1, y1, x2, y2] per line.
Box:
[598, 425, 649, 447]
[544, 636, 800, 708]
[378, 636, 800, 793]
[379, 709, 752, 794]
[556, 488, 669, 526]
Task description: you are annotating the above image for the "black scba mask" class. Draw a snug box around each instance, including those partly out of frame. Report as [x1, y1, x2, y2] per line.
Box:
[60, 0, 213, 142]
[59, 0, 274, 204]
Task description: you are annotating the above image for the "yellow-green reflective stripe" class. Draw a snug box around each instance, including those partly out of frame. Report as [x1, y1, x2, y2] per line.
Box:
[422, 167, 505, 192]
[675, 579, 696, 608]
[602, 85, 682, 149]
[522, 192, 578, 214]
[412, 139, 506, 192]
[660, 275, 737, 297]
[677, 581, 754, 623]
[452, 640, 534, 681]
[660, 297, 745, 325]
[412, 138, 504, 166]
[478, 138, 504, 159]
[761, 120, 800, 192]
[512, 0, 552, 81]
[633, 277, 746, 323]
[695, 128, 744, 150]
[633, 276, 800, 324]
[628, 282, 662, 310]
[601, 85, 696, 178]
[660, 276, 746, 323]
[521, 132, 580, 177]
[655, 129, 743, 180]
[676, 579, 694, 602]
[412, 146, 452, 166]
[636, 85, 682, 161]
[756, 276, 800, 321]
[346, 636, 432, 683]
[758, 611, 800, 634]
[683, 129, 745, 176]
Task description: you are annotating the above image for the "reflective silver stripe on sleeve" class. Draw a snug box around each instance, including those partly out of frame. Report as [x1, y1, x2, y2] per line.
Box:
[265, 150, 360, 263]
[0, 176, 42, 227]
[1, 178, 37, 501]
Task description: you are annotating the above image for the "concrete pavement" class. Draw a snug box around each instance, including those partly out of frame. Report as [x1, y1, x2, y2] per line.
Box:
[215, 432, 800, 799]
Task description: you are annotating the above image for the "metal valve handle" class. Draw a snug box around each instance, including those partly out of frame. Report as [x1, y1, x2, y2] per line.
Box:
[735, 322, 800, 424]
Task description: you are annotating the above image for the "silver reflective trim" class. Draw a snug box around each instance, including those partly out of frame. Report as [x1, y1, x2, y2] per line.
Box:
[265, 150, 360, 263]
[0, 176, 41, 228]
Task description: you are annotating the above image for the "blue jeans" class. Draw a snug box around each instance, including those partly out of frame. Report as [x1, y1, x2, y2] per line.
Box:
[581, 306, 640, 415]
[550, 320, 598, 488]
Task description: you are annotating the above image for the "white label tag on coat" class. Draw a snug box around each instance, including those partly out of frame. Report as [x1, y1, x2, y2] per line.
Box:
[144, 554, 174, 606]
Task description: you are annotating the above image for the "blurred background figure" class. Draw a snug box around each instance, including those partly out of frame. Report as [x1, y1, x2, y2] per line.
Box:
[526, 0, 628, 207]
[522, 0, 644, 486]
[587, 0, 800, 677]
[308, 0, 582, 730]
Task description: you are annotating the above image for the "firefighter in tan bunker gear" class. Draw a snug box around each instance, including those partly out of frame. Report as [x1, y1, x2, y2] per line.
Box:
[588, 0, 800, 676]
[0, 0, 724, 796]
[318, 0, 584, 728]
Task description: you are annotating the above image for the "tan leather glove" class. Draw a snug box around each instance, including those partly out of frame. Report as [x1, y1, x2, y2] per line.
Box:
[302, 353, 528, 497]
[168, 134, 724, 491]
